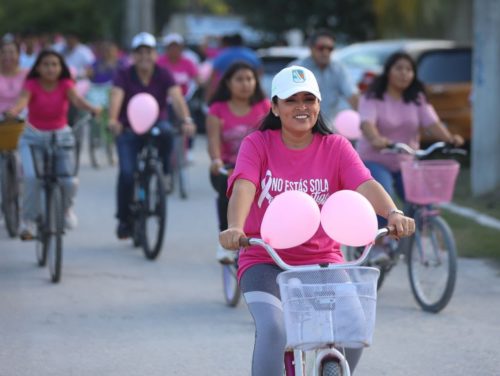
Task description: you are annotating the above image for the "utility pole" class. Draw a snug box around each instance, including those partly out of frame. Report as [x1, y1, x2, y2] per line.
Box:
[471, 0, 500, 196]
[124, 0, 155, 47]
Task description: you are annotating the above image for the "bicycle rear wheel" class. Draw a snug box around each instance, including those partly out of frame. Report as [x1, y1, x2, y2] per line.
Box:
[140, 165, 166, 260]
[408, 215, 457, 313]
[222, 263, 240, 307]
[1, 154, 20, 237]
[47, 186, 64, 283]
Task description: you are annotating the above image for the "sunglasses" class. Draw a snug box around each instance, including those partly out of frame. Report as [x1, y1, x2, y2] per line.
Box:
[315, 45, 334, 52]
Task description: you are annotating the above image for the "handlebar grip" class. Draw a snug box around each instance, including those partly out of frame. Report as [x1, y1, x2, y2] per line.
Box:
[239, 237, 250, 247]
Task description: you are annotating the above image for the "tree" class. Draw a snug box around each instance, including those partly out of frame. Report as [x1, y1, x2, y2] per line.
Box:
[226, 0, 376, 43]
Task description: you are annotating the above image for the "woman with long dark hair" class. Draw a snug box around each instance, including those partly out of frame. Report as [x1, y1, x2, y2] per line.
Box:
[219, 65, 415, 375]
[356, 52, 463, 262]
[6, 49, 100, 239]
[206, 61, 270, 263]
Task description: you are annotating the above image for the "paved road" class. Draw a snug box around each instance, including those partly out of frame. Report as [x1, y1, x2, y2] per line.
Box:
[1, 137, 499, 375]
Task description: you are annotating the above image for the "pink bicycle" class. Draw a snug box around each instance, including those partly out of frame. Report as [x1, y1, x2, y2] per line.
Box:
[346, 141, 465, 312]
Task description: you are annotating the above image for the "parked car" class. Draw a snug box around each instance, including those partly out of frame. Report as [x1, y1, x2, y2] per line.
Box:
[333, 39, 472, 143]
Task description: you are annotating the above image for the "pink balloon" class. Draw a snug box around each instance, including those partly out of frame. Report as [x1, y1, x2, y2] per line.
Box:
[320, 190, 377, 246]
[127, 93, 159, 134]
[333, 109, 362, 140]
[261, 190, 320, 249]
[198, 61, 213, 84]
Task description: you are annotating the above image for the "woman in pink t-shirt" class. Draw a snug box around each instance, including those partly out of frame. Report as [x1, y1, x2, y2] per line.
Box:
[356, 52, 464, 262]
[0, 40, 28, 113]
[219, 65, 415, 375]
[6, 50, 100, 239]
[206, 61, 270, 263]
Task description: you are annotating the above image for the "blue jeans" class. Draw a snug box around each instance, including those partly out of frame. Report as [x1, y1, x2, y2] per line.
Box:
[364, 161, 406, 228]
[115, 121, 173, 222]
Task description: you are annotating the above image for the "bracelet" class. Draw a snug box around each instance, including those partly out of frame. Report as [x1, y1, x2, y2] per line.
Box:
[211, 158, 223, 165]
[183, 117, 194, 124]
[387, 208, 404, 218]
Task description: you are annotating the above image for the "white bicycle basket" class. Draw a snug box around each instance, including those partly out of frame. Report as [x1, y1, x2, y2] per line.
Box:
[277, 267, 379, 350]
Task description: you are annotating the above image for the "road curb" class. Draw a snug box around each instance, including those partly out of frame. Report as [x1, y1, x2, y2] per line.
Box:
[440, 202, 500, 230]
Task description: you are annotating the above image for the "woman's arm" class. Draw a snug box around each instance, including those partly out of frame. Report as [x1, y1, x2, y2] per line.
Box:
[67, 87, 101, 115]
[356, 179, 414, 238]
[360, 120, 391, 149]
[108, 86, 125, 135]
[426, 122, 464, 146]
[5, 90, 30, 118]
[219, 179, 256, 250]
[206, 114, 224, 173]
[168, 85, 196, 136]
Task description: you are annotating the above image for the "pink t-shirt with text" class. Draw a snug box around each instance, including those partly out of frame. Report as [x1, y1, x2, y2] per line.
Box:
[228, 130, 373, 280]
[0, 69, 28, 113]
[157, 56, 197, 96]
[208, 99, 271, 164]
[24, 78, 74, 131]
[356, 93, 439, 171]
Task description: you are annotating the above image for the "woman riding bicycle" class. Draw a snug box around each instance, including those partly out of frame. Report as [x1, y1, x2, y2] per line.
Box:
[0, 38, 28, 114]
[6, 49, 101, 239]
[206, 61, 270, 263]
[356, 52, 464, 263]
[219, 65, 415, 375]
[108, 32, 195, 239]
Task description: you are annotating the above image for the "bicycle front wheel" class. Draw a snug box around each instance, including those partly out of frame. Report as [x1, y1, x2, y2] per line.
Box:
[408, 215, 457, 313]
[47, 186, 64, 283]
[1, 154, 20, 237]
[321, 359, 342, 376]
[222, 263, 240, 307]
[88, 118, 105, 168]
[140, 166, 166, 260]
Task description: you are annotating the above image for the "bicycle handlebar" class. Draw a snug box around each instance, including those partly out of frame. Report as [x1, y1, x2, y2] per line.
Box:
[0, 113, 24, 124]
[239, 227, 393, 271]
[383, 141, 467, 159]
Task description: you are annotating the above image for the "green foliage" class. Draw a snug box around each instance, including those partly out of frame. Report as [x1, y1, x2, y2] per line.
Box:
[0, 0, 124, 42]
[226, 0, 376, 43]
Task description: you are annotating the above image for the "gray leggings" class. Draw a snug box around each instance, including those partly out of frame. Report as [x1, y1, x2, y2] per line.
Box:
[240, 263, 363, 376]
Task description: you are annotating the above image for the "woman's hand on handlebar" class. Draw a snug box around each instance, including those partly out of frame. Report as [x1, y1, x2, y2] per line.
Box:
[210, 158, 224, 175]
[387, 212, 415, 239]
[448, 133, 465, 147]
[219, 227, 246, 250]
[370, 136, 391, 150]
[108, 119, 123, 136]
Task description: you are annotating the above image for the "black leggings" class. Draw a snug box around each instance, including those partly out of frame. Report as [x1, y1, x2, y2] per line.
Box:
[240, 263, 363, 376]
[209, 170, 229, 231]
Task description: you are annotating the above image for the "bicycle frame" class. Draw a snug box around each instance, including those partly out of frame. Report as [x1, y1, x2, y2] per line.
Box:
[243, 228, 389, 376]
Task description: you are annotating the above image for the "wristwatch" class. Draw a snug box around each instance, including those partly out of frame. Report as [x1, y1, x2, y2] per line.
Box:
[183, 117, 194, 124]
[387, 208, 404, 218]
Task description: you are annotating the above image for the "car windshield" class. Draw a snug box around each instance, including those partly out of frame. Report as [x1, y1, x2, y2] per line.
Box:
[418, 49, 471, 84]
[335, 45, 399, 70]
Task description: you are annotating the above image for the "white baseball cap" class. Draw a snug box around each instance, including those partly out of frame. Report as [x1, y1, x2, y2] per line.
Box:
[131, 32, 156, 50]
[271, 65, 322, 101]
[162, 33, 184, 46]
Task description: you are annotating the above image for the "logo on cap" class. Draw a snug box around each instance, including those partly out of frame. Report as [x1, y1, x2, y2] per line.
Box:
[292, 69, 305, 83]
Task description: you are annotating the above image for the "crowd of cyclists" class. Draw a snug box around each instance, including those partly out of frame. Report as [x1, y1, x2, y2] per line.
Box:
[0, 27, 465, 375]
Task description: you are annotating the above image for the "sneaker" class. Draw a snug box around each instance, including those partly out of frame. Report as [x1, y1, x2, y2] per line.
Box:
[19, 220, 36, 241]
[368, 244, 390, 266]
[116, 221, 132, 240]
[216, 244, 235, 264]
[65, 208, 78, 230]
